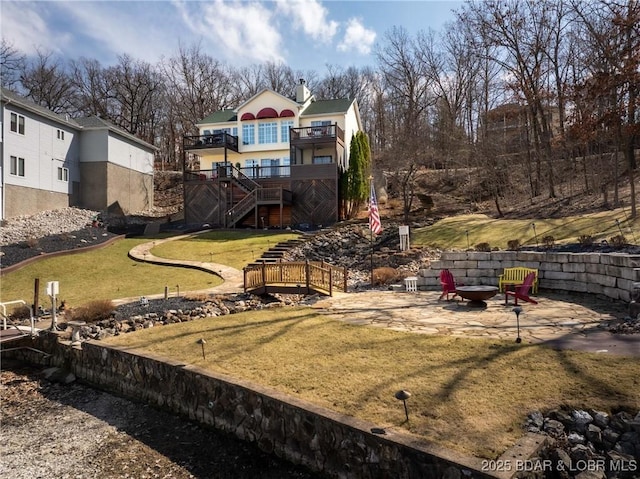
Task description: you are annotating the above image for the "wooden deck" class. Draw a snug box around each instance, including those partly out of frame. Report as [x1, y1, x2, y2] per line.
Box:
[244, 261, 347, 296]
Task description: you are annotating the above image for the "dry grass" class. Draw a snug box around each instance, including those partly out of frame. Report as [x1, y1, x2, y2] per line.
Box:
[103, 307, 640, 459]
[412, 209, 639, 250]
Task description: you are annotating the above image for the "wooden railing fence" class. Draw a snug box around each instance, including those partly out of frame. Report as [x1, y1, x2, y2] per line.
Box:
[244, 261, 347, 296]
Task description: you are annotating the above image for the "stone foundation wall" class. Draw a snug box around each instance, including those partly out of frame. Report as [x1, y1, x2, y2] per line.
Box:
[4, 184, 70, 219]
[417, 251, 640, 302]
[7, 333, 503, 479]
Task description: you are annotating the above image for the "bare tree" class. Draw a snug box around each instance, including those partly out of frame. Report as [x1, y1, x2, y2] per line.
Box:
[375, 26, 435, 222]
[0, 39, 26, 90]
[571, 0, 639, 217]
[19, 48, 76, 114]
[70, 57, 113, 119]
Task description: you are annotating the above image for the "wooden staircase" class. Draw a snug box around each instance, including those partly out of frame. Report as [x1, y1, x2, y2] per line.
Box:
[247, 238, 305, 267]
[223, 165, 293, 228]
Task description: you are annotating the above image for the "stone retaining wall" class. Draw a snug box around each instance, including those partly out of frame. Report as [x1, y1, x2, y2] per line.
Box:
[417, 251, 640, 302]
[7, 333, 510, 479]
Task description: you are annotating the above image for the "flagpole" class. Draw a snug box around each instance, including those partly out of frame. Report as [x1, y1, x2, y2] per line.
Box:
[369, 176, 374, 286]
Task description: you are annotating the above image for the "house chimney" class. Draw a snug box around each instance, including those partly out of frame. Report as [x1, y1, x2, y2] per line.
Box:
[296, 78, 311, 103]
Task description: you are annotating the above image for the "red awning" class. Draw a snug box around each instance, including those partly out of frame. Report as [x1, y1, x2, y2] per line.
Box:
[279, 109, 295, 118]
[256, 107, 278, 119]
[240, 112, 255, 121]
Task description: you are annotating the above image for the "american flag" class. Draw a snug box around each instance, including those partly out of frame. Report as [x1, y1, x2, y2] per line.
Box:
[369, 183, 383, 234]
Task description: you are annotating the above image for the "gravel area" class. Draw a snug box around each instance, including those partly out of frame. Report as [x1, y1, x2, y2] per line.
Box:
[0, 360, 325, 479]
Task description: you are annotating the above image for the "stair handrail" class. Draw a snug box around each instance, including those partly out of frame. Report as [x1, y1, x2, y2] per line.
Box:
[230, 164, 260, 192]
[225, 190, 257, 227]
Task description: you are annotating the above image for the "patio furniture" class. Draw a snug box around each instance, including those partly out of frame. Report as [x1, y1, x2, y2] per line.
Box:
[505, 272, 538, 306]
[404, 276, 418, 292]
[498, 267, 539, 293]
[439, 269, 461, 300]
[455, 285, 498, 307]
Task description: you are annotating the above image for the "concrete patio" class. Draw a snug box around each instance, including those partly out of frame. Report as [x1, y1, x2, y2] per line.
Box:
[312, 289, 640, 357]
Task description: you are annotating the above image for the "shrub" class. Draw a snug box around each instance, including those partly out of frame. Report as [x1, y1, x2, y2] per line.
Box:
[475, 242, 491, 252]
[23, 237, 39, 249]
[67, 299, 115, 323]
[9, 305, 31, 320]
[507, 239, 520, 251]
[542, 235, 555, 249]
[184, 293, 209, 301]
[609, 234, 627, 249]
[578, 235, 594, 246]
[373, 267, 399, 285]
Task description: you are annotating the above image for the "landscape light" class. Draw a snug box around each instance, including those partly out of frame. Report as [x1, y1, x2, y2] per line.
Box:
[395, 390, 411, 421]
[513, 306, 523, 343]
[197, 338, 207, 359]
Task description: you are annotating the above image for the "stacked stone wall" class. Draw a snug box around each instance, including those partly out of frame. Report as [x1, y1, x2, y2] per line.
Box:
[7, 333, 503, 479]
[418, 251, 640, 302]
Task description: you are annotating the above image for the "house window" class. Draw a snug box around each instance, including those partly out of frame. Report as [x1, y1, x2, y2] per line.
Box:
[280, 120, 294, 143]
[57, 129, 65, 140]
[310, 120, 331, 136]
[281, 157, 290, 176]
[57, 166, 69, 182]
[245, 159, 259, 178]
[10, 113, 25, 135]
[242, 124, 255, 145]
[312, 155, 332, 164]
[260, 158, 280, 178]
[10, 156, 25, 176]
[258, 122, 278, 144]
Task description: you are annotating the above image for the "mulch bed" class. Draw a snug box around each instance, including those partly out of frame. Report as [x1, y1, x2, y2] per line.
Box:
[0, 227, 121, 270]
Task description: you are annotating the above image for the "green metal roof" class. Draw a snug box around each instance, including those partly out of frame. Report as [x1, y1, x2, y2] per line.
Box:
[301, 98, 353, 116]
[197, 109, 237, 125]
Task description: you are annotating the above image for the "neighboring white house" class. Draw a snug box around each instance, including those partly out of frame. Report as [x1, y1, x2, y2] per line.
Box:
[0, 88, 156, 220]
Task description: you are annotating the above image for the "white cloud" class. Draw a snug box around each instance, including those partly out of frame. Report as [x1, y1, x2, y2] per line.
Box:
[174, 0, 285, 64]
[56, 2, 174, 64]
[337, 18, 376, 55]
[275, 0, 338, 42]
[1, 2, 72, 56]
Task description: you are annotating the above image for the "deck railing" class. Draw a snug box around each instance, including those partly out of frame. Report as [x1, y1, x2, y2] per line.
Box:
[244, 261, 347, 296]
[183, 132, 239, 151]
[290, 124, 344, 142]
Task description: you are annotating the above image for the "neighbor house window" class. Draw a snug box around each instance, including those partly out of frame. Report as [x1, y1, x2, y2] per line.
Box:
[10, 155, 25, 176]
[57, 166, 69, 182]
[312, 155, 332, 164]
[242, 124, 255, 145]
[280, 120, 294, 142]
[57, 129, 65, 140]
[10, 113, 25, 135]
[258, 122, 278, 144]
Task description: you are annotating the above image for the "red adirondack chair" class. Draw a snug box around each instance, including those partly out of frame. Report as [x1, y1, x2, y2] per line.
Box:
[439, 269, 460, 301]
[505, 271, 538, 305]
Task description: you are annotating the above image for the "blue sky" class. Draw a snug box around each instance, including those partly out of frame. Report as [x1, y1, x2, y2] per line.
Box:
[2, 0, 465, 71]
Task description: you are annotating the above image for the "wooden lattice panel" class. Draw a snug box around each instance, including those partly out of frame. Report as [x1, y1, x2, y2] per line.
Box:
[184, 183, 225, 225]
[291, 179, 338, 227]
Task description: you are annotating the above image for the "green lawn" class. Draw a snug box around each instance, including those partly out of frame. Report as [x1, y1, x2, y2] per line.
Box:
[104, 306, 640, 459]
[0, 231, 299, 310]
[412, 208, 638, 250]
[0, 238, 222, 309]
[150, 230, 301, 270]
